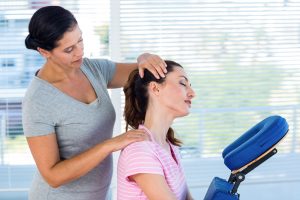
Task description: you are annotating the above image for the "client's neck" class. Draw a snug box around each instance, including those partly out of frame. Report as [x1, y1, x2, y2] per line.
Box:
[143, 107, 173, 147]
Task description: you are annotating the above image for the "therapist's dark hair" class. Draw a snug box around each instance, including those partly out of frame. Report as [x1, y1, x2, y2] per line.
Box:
[25, 6, 77, 51]
[123, 60, 183, 146]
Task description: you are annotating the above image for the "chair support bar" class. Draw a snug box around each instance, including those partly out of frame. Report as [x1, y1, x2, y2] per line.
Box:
[228, 148, 278, 195]
[229, 172, 245, 194]
[241, 148, 277, 175]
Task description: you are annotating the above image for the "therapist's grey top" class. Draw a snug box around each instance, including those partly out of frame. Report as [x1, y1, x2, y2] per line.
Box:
[22, 58, 116, 200]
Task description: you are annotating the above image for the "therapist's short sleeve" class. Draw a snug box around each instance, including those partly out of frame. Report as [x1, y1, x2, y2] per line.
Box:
[22, 95, 55, 137]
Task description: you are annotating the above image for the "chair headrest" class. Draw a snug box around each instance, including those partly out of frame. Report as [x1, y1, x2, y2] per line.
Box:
[222, 115, 289, 171]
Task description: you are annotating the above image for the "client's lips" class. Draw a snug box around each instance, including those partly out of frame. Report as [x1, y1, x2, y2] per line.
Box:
[185, 100, 192, 106]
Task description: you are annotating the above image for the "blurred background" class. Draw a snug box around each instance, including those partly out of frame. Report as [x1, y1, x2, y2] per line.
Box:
[0, 0, 300, 199]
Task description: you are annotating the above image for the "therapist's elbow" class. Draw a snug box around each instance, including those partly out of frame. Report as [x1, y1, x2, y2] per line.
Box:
[41, 171, 67, 188]
[44, 176, 63, 188]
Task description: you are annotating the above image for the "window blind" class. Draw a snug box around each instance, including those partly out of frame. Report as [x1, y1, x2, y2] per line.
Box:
[1, 0, 300, 198]
[0, 0, 110, 194]
[116, 0, 300, 193]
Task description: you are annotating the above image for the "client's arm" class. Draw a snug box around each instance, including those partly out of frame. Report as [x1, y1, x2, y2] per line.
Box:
[130, 173, 177, 200]
[186, 189, 194, 200]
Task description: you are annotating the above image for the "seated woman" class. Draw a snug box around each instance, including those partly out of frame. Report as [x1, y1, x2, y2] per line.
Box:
[117, 60, 195, 200]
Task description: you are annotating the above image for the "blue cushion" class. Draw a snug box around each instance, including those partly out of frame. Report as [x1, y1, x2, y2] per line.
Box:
[222, 115, 289, 171]
[203, 177, 239, 200]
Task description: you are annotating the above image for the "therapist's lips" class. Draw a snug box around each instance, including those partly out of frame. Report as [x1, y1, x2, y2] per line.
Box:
[73, 58, 83, 64]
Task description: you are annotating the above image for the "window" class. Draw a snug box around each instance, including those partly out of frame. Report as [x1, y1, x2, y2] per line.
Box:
[0, 0, 110, 196]
[1, 0, 300, 199]
[114, 0, 300, 198]
[1, 58, 15, 68]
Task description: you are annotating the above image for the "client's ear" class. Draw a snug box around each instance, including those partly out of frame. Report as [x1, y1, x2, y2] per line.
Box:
[148, 82, 160, 95]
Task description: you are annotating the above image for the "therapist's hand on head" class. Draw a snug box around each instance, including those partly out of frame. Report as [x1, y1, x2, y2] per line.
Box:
[137, 53, 167, 79]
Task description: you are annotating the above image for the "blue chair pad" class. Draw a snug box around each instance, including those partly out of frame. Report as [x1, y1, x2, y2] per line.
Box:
[204, 177, 239, 200]
[222, 115, 289, 171]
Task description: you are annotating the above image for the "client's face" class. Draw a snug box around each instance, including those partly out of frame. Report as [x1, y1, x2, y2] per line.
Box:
[157, 67, 195, 118]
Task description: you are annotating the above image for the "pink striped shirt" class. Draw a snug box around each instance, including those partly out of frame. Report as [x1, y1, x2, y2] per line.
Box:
[117, 125, 188, 200]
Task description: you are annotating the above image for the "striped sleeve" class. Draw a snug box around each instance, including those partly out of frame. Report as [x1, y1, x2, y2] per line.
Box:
[120, 141, 164, 179]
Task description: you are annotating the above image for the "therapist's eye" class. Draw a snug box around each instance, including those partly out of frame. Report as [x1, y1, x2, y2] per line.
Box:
[64, 48, 73, 53]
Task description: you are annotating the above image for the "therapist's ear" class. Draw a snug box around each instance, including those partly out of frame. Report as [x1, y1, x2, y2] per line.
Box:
[37, 47, 51, 59]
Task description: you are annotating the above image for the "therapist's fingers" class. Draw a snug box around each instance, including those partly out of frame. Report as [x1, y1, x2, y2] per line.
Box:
[137, 53, 167, 78]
